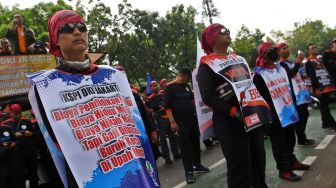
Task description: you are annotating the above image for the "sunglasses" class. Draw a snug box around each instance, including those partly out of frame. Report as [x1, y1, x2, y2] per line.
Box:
[220, 28, 230, 35]
[58, 23, 87, 34]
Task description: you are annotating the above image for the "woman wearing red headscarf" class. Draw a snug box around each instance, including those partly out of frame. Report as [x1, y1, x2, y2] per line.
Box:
[253, 42, 310, 182]
[28, 10, 160, 188]
[197, 23, 268, 188]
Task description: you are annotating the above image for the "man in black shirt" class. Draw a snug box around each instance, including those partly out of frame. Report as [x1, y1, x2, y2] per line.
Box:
[165, 67, 209, 184]
[147, 81, 180, 164]
[2, 104, 38, 188]
[305, 43, 336, 131]
[0, 125, 22, 188]
[323, 38, 336, 84]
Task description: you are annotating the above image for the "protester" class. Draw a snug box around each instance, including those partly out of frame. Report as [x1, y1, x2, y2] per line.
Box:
[165, 67, 209, 184]
[1, 104, 38, 188]
[147, 81, 180, 164]
[305, 43, 336, 131]
[0, 124, 22, 188]
[28, 10, 159, 187]
[277, 42, 316, 146]
[6, 14, 36, 55]
[0, 38, 12, 56]
[159, 78, 168, 93]
[322, 38, 336, 85]
[198, 23, 269, 188]
[254, 42, 310, 182]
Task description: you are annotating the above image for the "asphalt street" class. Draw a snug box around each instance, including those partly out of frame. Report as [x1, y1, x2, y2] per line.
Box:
[157, 105, 336, 188]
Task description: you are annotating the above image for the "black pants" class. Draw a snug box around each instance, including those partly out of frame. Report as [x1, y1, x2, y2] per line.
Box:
[0, 161, 23, 188]
[175, 115, 201, 173]
[267, 121, 297, 173]
[157, 118, 179, 160]
[319, 93, 336, 127]
[20, 150, 39, 188]
[295, 104, 309, 143]
[213, 117, 267, 188]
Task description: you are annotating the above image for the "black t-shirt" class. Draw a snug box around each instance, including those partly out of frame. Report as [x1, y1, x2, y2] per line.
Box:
[164, 81, 196, 120]
[0, 125, 18, 163]
[2, 118, 36, 152]
[323, 50, 336, 83]
[146, 93, 166, 118]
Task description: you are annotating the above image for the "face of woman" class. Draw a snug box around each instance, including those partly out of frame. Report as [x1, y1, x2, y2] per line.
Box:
[214, 28, 232, 48]
[57, 23, 88, 57]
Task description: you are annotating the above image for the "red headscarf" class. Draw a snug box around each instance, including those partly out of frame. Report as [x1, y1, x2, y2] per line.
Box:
[48, 10, 85, 57]
[201, 23, 225, 55]
[9, 104, 22, 113]
[255, 42, 273, 67]
[276, 42, 287, 51]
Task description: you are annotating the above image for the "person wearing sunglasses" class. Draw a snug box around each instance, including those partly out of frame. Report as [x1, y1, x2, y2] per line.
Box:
[198, 23, 268, 188]
[6, 14, 36, 55]
[28, 10, 160, 188]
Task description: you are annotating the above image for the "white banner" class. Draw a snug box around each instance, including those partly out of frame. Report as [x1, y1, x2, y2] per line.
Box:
[28, 66, 159, 188]
[192, 68, 214, 140]
[255, 64, 299, 127]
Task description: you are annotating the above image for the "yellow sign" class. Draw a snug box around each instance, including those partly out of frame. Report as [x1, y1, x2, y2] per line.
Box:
[0, 54, 56, 98]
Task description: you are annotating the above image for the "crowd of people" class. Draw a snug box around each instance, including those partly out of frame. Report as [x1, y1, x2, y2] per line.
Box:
[0, 10, 336, 188]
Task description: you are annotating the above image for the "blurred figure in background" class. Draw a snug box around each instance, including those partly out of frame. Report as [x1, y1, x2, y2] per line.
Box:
[0, 38, 12, 56]
[6, 14, 36, 55]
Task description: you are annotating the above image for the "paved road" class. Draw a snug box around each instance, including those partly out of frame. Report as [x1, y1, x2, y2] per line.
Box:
[157, 105, 336, 188]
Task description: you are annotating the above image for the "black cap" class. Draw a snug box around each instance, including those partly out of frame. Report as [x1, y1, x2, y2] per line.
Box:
[332, 38, 336, 43]
[179, 66, 192, 79]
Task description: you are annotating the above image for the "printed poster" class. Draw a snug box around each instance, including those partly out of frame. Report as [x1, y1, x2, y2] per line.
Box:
[28, 66, 159, 188]
[200, 54, 272, 132]
[255, 64, 299, 127]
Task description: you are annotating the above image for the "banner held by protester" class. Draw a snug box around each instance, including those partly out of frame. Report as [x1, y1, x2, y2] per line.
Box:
[255, 64, 299, 127]
[200, 54, 272, 132]
[28, 66, 159, 188]
[0, 54, 56, 98]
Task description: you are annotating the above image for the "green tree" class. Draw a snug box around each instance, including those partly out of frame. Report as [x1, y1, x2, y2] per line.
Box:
[0, 0, 72, 41]
[232, 25, 264, 67]
[286, 20, 336, 57]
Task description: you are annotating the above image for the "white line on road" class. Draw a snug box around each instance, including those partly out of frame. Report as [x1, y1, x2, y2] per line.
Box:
[173, 158, 227, 188]
[294, 156, 317, 176]
[209, 158, 226, 170]
[315, 134, 335, 149]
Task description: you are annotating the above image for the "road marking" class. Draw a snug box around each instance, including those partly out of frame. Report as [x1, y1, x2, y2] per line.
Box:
[173, 158, 226, 188]
[294, 156, 317, 176]
[315, 134, 335, 149]
[209, 158, 226, 170]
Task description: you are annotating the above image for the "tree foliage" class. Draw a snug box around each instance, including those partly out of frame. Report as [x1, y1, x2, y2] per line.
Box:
[286, 20, 336, 57]
[1, 0, 335, 86]
[232, 25, 264, 67]
[201, 0, 220, 24]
